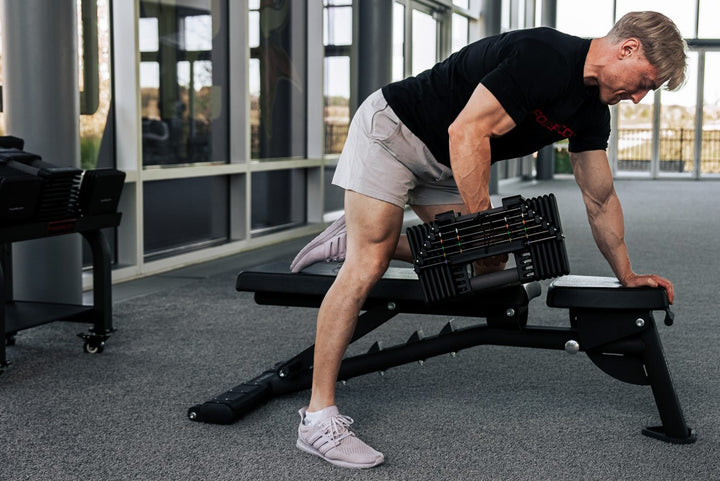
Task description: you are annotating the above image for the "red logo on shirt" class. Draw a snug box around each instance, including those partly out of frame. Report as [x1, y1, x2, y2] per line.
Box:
[533, 109, 575, 138]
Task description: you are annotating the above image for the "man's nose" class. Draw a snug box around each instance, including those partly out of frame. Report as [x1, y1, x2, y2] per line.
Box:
[631, 89, 650, 104]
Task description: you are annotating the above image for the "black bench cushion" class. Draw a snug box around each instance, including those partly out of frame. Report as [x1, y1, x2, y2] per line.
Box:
[546, 275, 669, 310]
[236, 262, 542, 317]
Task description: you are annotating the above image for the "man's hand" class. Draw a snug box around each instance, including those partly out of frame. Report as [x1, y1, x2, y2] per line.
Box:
[620, 273, 675, 304]
[473, 253, 509, 276]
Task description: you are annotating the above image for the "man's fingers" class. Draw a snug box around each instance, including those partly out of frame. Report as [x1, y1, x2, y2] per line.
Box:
[623, 274, 674, 304]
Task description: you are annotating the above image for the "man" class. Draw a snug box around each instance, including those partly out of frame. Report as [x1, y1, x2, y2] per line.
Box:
[291, 11, 686, 469]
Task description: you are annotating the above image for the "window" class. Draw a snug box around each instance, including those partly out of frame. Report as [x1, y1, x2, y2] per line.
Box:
[79, 0, 113, 171]
[392, 2, 406, 81]
[556, 0, 613, 38]
[323, 0, 352, 156]
[702, 52, 720, 175]
[615, 91, 655, 175]
[324, 56, 350, 155]
[249, 0, 308, 160]
[451, 13, 469, 52]
[251, 169, 307, 235]
[615, 0, 697, 38]
[138, 0, 228, 166]
[698, 0, 720, 39]
[411, 9, 437, 75]
[139, 0, 230, 260]
[324, 0, 352, 46]
[658, 52, 698, 176]
[143, 177, 229, 259]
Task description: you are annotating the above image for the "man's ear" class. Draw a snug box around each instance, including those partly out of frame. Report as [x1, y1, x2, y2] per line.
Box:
[618, 38, 640, 59]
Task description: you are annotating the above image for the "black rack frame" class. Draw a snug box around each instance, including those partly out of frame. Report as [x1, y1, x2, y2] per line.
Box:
[1, 213, 121, 370]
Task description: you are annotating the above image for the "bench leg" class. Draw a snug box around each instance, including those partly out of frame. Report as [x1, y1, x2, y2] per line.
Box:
[640, 321, 696, 444]
[573, 307, 695, 444]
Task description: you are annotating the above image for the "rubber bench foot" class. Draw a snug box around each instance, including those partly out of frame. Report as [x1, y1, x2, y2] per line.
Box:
[642, 425, 697, 444]
[187, 403, 237, 425]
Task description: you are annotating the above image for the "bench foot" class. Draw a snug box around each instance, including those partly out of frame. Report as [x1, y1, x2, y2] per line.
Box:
[642, 425, 697, 444]
[188, 370, 276, 424]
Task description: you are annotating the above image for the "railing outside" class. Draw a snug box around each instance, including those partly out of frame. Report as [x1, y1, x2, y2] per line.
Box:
[617, 128, 720, 173]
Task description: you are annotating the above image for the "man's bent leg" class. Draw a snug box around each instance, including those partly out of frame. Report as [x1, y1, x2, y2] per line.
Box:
[308, 190, 404, 411]
[297, 190, 402, 469]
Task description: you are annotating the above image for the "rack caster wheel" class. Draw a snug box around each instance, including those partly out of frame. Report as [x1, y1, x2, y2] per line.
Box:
[83, 340, 105, 354]
[78, 332, 109, 354]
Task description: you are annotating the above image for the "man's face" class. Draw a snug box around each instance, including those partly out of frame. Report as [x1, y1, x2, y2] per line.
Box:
[598, 41, 659, 105]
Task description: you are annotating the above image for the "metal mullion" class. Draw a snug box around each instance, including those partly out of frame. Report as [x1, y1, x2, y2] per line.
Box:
[651, 90, 661, 179]
[694, 50, 705, 179]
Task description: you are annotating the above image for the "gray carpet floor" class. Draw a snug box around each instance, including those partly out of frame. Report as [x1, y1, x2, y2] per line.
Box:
[1, 178, 719, 481]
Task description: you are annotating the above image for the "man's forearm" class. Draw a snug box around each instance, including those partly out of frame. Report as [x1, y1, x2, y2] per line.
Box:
[585, 191, 634, 283]
[448, 133, 493, 213]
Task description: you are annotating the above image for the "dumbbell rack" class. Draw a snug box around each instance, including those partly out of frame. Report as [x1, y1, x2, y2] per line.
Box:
[0, 212, 121, 372]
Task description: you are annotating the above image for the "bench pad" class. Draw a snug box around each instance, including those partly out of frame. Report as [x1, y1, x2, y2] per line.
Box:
[236, 262, 542, 317]
[546, 275, 669, 310]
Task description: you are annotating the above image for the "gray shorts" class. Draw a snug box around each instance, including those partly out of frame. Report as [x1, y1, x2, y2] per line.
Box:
[332, 89, 463, 208]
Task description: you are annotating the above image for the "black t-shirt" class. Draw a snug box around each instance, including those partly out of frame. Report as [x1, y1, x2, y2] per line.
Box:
[381, 27, 610, 166]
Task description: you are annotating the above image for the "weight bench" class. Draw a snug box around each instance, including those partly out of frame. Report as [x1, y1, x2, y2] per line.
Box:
[188, 261, 696, 444]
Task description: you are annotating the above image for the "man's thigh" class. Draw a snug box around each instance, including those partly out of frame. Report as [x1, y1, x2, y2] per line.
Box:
[343, 190, 405, 269]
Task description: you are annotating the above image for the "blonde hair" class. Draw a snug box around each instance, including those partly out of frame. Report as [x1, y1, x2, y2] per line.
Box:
[608, 11, 687, 90]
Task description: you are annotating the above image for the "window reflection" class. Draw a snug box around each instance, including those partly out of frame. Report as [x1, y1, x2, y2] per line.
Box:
[249, 0, 308, 160]
[138, 0, 228, 166]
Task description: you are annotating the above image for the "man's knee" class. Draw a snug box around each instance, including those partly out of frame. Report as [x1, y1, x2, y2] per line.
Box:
[346, 253, 390, 281]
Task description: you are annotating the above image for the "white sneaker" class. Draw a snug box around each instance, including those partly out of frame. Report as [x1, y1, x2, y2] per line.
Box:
[296, 406, 384, 469]
[290, 216, 347, 273]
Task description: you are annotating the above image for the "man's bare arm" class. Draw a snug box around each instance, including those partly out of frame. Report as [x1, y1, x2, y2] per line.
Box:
[447, 83, 516, 213]
[570, 149, 674, 303]
[447, 84, 516, 273]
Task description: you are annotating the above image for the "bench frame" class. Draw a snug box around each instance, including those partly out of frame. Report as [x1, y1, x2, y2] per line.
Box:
[188, 263, 695, 444]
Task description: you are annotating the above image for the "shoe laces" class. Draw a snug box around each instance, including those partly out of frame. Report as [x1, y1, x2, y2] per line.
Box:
[318, 414, 355, 445]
